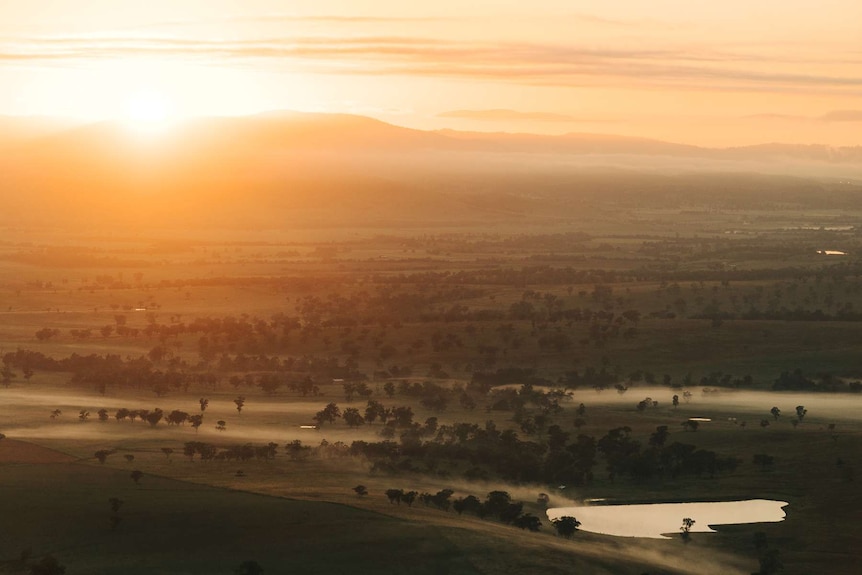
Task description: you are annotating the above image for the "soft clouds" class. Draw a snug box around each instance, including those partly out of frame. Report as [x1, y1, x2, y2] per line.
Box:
[820, 110, 862, 122]
[438, 109, 581, 122]
[2, 34, 860, 95]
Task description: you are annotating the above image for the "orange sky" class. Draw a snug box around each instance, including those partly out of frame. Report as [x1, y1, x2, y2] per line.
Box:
[1, 0, 860, 146]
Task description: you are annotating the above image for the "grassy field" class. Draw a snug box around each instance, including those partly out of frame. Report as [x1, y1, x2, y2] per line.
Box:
[2, 216, 862, 574]
[1, 379, 860, 574]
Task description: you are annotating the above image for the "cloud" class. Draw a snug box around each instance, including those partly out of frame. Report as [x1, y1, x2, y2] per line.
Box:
[438, 109, 581, 122]
[1, 34, 860, 94]
[742, 113, 806, 121]
[112, 14, 451, 33]
[820, 110, 862, 122]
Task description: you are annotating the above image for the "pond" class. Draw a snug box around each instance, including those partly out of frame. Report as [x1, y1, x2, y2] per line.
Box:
[547, 499, 788, 539]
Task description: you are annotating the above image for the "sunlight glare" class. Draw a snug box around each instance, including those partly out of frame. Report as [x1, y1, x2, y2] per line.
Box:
[124, 91, 173, 132]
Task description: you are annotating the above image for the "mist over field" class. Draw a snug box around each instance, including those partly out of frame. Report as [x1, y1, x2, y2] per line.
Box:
[1, 113, 860, 230]
[2, 2, 862, 574]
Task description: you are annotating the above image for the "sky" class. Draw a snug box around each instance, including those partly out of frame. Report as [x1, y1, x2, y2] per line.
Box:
[0, 0, 860, 145]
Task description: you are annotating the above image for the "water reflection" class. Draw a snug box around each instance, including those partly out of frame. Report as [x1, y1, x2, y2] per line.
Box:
[547, 499, 788, 539]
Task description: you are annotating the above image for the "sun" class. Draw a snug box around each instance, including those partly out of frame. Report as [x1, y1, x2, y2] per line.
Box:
[124, 91, 173, 132]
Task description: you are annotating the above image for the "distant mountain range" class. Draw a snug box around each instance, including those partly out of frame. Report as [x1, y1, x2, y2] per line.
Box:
[0, 112, 859, 229]
[2, 111, 861, 162]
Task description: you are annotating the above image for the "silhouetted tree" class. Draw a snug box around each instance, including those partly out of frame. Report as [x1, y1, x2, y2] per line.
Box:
[234, 396, 246, 414]
[513, 513, 542, 531]
[29, 554, 66, 575]
[108, 497, 123, 514]
[770, 406, 781, 420]
[130, 470, 143, 485]
[552, 516, 580, 538]
[234, 560, 264, 575]
[756, 549, 782, 575]
[680, 517, 695, 543]
[94, 449, 113, 464]
[342, 408, 365, 427]
[353, 485, 368, 496]
[145, 408, 163, 427]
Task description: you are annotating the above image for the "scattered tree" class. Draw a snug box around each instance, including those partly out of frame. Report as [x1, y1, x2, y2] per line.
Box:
[680, 517, 695, 543]
[94, 449, 113, 464]
[29, 554, 66, 575]
[552, 516, 581, 538]
[234, 560, 264, 575]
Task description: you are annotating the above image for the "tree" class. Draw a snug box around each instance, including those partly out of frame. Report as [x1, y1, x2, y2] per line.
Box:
[770, 406, 781, 420]
[216, 420, 227, 431]
[649, 425, 669, 447]
[342, 407, 365, 428]
[795, 405, 807, 422]
[78, 409, 90, 422]
[552, 516, 581, 538]
[385, 489, 404, 504]
[756, 549, 782, 575]
[199, 398, 209, 412]
[672, 394, 679, 409]
[50, 409, 62, 420]
[459, 393, 476, 411]
[1, 364, 16, 387]
[95, 449, 113, 464]
[353, 485, 368, 496]
[682, 420, 699, 432]
[513, 513, 542, 531]
[108, 497, 123, 514]
[680, 517, 695, 543]
[234, 560, 264, 575]
[234, 396, 246, 414]
[124, 454, 135, 464]
[29, 554, 66, 575]
[189, 414, 203, 431]
[130, 470, 143, 485]
[97, 409, 109, 422]
[167, 410, 189, 426]
[161, 447, 174, 461]
[314, 402, 341, 426]
[401, 491, 417, 507]
[753, 454, 775, 469]
[145, 408, 164, 427]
